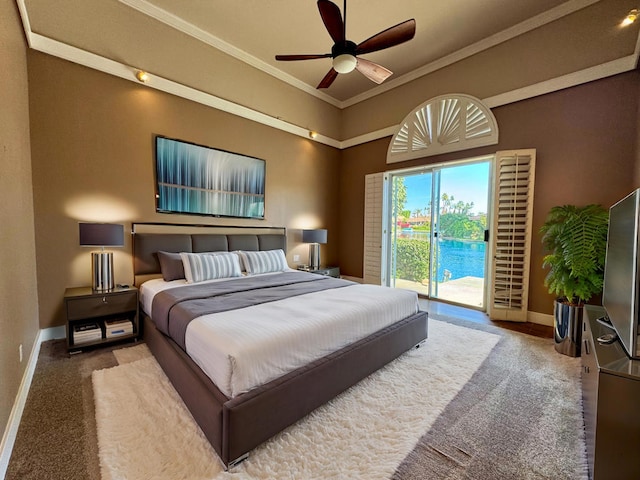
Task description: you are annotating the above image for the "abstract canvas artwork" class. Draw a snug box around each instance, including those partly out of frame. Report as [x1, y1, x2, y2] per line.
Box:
[155, 136, 265, 219]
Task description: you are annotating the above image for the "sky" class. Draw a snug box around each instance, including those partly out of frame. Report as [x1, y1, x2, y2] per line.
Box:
[401, 162, 490, 215]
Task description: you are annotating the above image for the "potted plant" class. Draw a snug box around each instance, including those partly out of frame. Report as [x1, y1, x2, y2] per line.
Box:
[540, 204, 609, 357]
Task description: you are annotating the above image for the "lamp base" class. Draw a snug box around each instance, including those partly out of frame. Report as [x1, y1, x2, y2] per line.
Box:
[309, 243, 321, 270]
[91, 252, 115, 292]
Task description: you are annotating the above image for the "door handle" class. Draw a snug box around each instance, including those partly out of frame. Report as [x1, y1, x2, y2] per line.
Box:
[484, 230, 489, 242]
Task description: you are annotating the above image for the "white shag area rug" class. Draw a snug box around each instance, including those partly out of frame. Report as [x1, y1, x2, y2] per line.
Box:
[93, 320, 500, 480]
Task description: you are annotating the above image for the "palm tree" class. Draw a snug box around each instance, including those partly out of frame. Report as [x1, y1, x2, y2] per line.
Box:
[465, 201, 475, 215]
[441, 193, 449, 213]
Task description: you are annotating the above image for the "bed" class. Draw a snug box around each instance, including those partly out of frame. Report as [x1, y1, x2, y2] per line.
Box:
[133, 224, 429, 468]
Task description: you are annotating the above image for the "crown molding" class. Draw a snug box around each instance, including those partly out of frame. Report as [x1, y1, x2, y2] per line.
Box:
[21, 33, 640, 152]
[121, 0, 600, 109]
[15, 0, 640, 151]
[340, 0, 601, 108]
[15, 0, 33, 48]
[344, 55, 640, 149]
[341, 126, 398, 149]
[482, 55, 638, 108]
[27, 32, 341, 149]
[117, 0, 342, 108]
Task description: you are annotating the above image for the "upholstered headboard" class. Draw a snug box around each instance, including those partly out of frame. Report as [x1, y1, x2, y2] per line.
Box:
[132, 224, 287, 285]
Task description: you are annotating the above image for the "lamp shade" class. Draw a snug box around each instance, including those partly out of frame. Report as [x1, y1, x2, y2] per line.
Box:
[302, 229, 327, 244]
[79, 223, 125, 247]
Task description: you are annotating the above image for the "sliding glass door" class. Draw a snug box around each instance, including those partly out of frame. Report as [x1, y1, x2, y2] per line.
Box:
[389, 170, 434, 297]
[387, 159, 491, 309]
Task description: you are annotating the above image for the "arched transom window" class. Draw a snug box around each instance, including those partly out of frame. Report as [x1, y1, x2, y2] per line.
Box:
[387, 94, 499, 164]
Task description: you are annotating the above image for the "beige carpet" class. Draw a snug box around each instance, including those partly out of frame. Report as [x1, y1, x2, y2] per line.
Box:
[92, 320, 500, 479]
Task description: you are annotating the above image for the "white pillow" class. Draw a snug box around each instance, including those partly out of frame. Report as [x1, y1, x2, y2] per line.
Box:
[180, 252, 242, 283]
[238, 249, 288, 275]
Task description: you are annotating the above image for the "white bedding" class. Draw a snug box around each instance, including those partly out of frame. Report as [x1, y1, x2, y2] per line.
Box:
[141, 273, 419, 398]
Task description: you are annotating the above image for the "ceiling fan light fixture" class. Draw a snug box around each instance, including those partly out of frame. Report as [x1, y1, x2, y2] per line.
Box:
[332, 54, 357, 74]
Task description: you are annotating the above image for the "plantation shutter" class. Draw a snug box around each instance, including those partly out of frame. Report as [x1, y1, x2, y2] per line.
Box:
[489, 149, 536, 322]
[363, 173, 384, 285]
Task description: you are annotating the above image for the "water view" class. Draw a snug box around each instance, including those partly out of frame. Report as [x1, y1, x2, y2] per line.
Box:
[399, 232, 485, 281]
[436, 239, 485, 281]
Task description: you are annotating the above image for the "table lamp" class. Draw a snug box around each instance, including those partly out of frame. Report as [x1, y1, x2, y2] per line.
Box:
[302, 229, 327, 270]
[79, 223, 125, 291]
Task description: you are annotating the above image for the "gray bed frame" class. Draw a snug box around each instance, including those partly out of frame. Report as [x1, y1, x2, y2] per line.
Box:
[132, 225, 429, 468]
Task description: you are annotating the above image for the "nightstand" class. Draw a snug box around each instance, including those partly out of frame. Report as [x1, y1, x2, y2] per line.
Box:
[64, 286, 139, 351]
[297, 265, 340, 278]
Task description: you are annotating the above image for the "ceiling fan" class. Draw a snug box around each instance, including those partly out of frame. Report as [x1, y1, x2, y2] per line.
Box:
[275, 0, 416, 89]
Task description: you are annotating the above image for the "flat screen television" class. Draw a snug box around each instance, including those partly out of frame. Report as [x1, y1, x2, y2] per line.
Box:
[602, 188, 640, 359]
[155, 136, 266, 219]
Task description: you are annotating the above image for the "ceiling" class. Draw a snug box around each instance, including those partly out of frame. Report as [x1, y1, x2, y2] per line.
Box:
[141, 0, 570, 102]
[21, 0, 597, 104]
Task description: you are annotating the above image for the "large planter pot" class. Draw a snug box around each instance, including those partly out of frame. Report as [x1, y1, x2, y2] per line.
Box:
[554, 298, 583, 357]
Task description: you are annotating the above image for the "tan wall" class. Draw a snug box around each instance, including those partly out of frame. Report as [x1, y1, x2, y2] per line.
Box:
[28, 51, 341, 330]
[27, 0, 343, 140]
[339, 71, 639, 316]
[0, 0, 40, 439]
[341, 0, 639, 140]
[635, 79, 640, 187]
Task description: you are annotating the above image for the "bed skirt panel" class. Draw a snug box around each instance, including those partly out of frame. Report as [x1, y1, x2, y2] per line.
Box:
[222, 309, 428, 464]
[144, 310, 428, 468]
[143, 315, 228, 455]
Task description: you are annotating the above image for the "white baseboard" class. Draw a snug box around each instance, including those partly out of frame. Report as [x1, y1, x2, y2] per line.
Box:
[40, 325, 66, 341]
[0, 325, 65, 479]
[527, 311, 554, 327]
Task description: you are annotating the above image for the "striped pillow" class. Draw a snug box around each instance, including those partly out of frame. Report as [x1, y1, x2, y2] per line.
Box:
[180, 252, 242, 283]
[238, 249, 288, 275]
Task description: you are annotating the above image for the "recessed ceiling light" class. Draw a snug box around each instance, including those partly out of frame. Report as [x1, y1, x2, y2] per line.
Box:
[622, 8, 638, 26]
[136, 70, 150, 83]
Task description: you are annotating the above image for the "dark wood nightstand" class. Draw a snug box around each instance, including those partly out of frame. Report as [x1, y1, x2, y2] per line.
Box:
[297, 265, 340, 278]
[64, 286, 139, 351]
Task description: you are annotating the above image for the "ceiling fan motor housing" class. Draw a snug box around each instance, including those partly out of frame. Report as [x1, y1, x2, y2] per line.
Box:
[331, 40, 357, 57]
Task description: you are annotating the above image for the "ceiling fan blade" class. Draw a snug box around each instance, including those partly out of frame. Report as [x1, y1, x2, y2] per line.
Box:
[356, 58, 392, 84]
[275, 53, 332, 61]
[355, 19, 416, 55]
[317, 68, 339, 89]
[317, 0, 345, 44]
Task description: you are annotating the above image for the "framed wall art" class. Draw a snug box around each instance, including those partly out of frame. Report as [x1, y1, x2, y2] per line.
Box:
[155, 136, 265, 219]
